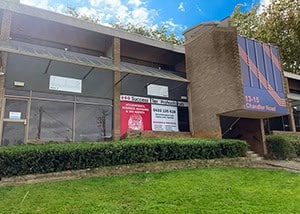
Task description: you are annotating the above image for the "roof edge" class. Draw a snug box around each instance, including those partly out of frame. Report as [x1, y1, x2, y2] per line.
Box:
[183, 21, 220, 35]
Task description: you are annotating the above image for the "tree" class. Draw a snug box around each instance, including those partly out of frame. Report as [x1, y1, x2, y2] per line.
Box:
[231, 0, 300, 74]
[66, 6, 184, 45]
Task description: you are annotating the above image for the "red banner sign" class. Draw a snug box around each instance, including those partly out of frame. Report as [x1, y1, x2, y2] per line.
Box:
[120, 101, 151, 136]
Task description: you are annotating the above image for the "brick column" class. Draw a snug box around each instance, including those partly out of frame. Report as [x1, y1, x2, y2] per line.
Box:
[113, 37, 121, 140]
[0, 10, 12, 142]
[283, 77, 296, 132]
[184, 27, 244, 139]
[259, 119, 267, 155]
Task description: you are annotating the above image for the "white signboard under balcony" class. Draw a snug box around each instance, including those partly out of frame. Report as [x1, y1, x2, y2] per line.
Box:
[147, 84, 169, 98]
[49, 75, 82, 93]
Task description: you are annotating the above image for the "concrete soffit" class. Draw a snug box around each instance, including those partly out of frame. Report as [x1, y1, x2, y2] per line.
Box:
[0, 0, 185, 54]
[287, 93, 300, 101]
[284, 71, 300, 81]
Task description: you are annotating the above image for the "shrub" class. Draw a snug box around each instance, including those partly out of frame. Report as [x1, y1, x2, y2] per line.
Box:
[0, 138, 247, 177]
[285, 135, 300, 157]
[266, 134, 300, 160]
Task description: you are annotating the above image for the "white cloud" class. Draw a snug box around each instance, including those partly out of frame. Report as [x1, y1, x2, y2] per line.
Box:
[20, 0, 49, 9]
[22, 0, 66, 14]
[21, 0, 186, 36]
[86, 0, 157, 27]
[196, 5, 202, 13]
[78, 6, 98, 17]
[258, 0, 271, 13]
[260, 0, 271, 7]
[128, 0, 143, 7]
[162, 19, 187, 32]
[90, 0, 121, 7]
[127, 7, 150, 25]
[115, 5, 129, 23]
[178, 2, 185, 12]
[54, 4, 65, 14]
[89, 0, 99, 6]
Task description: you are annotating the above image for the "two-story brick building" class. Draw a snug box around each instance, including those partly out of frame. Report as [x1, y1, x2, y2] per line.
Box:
[0, 0, 298, 156]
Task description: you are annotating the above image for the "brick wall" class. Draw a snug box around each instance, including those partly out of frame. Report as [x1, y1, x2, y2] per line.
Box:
[184, 27, 244, 138]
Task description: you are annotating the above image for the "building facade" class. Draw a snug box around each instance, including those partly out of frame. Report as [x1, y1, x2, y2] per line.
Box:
[0, 1, 298, 155]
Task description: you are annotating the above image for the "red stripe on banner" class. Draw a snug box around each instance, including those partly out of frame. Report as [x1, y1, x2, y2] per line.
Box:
[263, 44, 282, 72]
[239, 45, 286, 107]
[240, 47, 286, 106]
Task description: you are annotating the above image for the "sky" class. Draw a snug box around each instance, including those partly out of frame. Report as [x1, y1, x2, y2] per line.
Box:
[19, 0, 270, 37]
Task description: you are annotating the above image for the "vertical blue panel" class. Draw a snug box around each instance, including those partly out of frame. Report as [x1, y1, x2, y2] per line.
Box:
[255, 41, 267, 89]
[268, 44, 278, 91]
[263, 46, 276, 90]
[271, 46, 284, 92]
[237, 36, 251, 87]
[246, 39, 260, 88]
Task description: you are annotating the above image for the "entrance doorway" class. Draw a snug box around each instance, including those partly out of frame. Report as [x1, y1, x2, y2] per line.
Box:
[220, 116, 266, 156]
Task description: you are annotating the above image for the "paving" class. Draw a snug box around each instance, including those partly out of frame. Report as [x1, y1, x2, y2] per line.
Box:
[247, 150, 300, 173]
[260, 159, 300, 173]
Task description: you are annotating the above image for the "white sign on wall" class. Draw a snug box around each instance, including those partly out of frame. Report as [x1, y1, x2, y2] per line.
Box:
[147, 84, 169, 98]
[151, 104, 178, 131]
[49, 75, 82, 93]
[9, 112, 21, 120]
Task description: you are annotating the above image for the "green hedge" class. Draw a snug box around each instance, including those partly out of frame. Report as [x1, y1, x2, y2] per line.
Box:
[0, 138, 247, 177]
[266, 134, 300, 160]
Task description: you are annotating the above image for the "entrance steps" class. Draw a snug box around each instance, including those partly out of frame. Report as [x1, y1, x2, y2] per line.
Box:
[246, 150, 263, 161]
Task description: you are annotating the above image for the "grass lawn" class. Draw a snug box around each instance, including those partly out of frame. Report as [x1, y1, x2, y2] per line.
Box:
[0, 168, 299, 214]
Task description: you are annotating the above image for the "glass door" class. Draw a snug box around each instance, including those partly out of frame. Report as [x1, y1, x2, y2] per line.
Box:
[1, 98, 28, 146]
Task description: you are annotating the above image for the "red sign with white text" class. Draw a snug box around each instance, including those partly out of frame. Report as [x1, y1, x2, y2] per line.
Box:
[120, 101, 151, 136]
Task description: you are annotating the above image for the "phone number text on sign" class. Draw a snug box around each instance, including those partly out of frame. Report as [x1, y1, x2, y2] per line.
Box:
[151, 104, 178, 131]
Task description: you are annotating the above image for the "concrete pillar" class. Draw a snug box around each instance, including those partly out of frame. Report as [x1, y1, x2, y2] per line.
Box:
[113, 37, 121, 140]
[0, 10, 12, 143]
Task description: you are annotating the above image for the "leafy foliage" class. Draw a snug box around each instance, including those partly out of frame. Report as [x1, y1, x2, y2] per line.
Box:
[0, 138, 247, 177]
[65, 6, 184, 45]
[231, 0, 300, 74]
[266, 134, 300, 159]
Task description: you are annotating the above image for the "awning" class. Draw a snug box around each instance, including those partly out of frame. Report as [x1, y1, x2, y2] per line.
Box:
[120, 62, 188, 82]
[0, 41, 189, 82]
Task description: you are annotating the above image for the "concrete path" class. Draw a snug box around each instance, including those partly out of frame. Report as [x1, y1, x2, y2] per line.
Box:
[260, 159, 300, 173]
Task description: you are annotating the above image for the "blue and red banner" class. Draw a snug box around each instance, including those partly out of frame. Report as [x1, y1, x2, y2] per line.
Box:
[238, 36, 288, 115]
